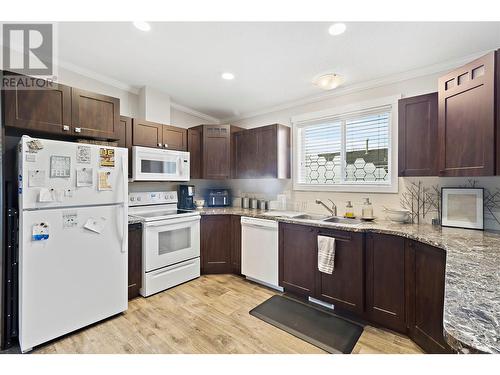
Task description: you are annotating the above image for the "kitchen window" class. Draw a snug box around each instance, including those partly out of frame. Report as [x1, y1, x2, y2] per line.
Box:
[292, 96, 399, 193]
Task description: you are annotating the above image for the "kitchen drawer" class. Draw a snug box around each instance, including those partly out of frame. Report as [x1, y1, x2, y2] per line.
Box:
[141, 257, 200, 297]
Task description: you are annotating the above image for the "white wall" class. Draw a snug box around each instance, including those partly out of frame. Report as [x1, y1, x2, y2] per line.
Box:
[138, 86, 171, 124]
[170, 107, 207, 128]
[226, 72, 500, 230]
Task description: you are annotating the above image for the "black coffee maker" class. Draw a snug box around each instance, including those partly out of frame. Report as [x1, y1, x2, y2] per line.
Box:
[178, 184, 195, 210]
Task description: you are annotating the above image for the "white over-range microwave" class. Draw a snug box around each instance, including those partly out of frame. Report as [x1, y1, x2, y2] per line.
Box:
[132, 146, 190, 181]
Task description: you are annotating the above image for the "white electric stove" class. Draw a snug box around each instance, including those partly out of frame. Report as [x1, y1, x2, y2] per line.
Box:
[129, 191, 200, 297]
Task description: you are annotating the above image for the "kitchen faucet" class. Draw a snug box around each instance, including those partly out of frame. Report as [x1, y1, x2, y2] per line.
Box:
[315, 199, 337, 216]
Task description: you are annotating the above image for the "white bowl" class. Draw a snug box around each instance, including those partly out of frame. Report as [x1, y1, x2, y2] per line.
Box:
[384, 208, 411, 223]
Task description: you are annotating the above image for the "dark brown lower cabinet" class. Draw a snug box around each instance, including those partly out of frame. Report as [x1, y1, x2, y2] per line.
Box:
[279, 223, 317, 296]
[230, 215, 242, 274]
[128, 223, 142, 300]
[201, 215, 232, 274]
[365, 233, 406, 333]
[406, 240, 452, 353]
[279, 223, 364, 313]
[315, 228, 364, 314]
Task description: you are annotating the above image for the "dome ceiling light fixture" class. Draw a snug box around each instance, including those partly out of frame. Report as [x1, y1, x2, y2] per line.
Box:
[328, 23, 346, 36]
[221, 72, 235, 80]
[133, 21, 151, 32]
[313, 73, 344, 90]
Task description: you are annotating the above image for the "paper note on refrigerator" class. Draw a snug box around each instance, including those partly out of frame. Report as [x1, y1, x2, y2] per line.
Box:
[32, 222, 49, 241]
[38, 188, 54, 202]
[98, 171, 112, 191]
[76, 145, 91, 164]
[83, 217, 106, 234]
[62, 211, 78, 229]
[76, 167, 93, 187]
[28, 170, 46, 187]
[50, 155, 71, 178]
[99, 148, 115, 168]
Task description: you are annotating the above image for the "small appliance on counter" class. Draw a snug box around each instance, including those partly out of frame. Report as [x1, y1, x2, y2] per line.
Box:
[207, 189, 231, 207]
[178, 184, 195, 210]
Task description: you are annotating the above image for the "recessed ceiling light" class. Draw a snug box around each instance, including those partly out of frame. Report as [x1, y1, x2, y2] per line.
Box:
[133, 21, 151, 32]
[221, 72, 235, 80]
[313, 74, 344, 90]
[328, 23, 346, 36]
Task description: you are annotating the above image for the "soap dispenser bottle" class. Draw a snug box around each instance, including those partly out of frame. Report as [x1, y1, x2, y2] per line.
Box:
[362, 197, 373, 219]
[345, 201, 355, 218]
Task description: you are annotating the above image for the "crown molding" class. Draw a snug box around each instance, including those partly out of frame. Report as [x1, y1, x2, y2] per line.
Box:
[222, 49, 493, 123]
[170, 102, 221, 123]
[55, 60, 220, 123]
[56, 59, 141, 94]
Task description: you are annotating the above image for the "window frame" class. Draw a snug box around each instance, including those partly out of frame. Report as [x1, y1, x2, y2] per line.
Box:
[291, 95, 400, 193]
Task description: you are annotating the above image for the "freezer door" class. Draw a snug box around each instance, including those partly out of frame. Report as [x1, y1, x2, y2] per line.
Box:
[19, 136, 128, 210]
[19, 204, 127, 352]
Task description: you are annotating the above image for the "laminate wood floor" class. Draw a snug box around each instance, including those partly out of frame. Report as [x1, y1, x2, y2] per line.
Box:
[34, 274, 423, 354]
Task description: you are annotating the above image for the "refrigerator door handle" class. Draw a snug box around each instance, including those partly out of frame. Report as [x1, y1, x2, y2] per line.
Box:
[121, 154, 128, 253]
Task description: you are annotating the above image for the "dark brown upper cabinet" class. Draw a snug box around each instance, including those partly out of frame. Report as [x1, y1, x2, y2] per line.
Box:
[163, 124, 187, 150]
[132, 119, 163, 148]
[3, 73, 72, 134]
[188, 124, 239, 179]
[132, 119, 187, 151]
[117, 116, 133, 178]
[188, 127, 202, 178]
[233, 128, 258, 178]
[398, 93, 438, 176]
[438, 50, 499, 176]
[2, 72, 121, 140]
[203, 125, 231, 179]
[71, 88, 120, 140]
[233, 124, 291, 179]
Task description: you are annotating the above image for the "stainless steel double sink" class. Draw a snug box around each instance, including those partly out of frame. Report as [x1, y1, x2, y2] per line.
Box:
[293, 213, 363, 224]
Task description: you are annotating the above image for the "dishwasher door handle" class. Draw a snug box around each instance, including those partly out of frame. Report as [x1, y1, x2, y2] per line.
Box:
[242, 223, 278, 230]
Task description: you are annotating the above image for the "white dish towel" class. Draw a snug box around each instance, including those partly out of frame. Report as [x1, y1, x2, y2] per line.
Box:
[317, 235, 335, 274]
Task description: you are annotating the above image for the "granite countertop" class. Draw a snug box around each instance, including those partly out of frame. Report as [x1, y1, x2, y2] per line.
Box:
[128, 216, 143, 225]
[196, 206, 500, 354]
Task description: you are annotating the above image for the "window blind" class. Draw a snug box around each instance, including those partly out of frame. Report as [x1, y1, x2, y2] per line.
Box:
[298, 108, 391, 185]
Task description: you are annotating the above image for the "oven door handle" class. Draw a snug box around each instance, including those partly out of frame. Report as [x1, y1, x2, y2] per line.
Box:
[143, 215, 200, 228]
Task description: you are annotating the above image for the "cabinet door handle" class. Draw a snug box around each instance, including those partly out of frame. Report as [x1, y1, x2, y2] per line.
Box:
[63, 125, 70, 131]
[157, 143, 162, 147]
[164, 144, 168, 148]
[74, 127, 81, 133]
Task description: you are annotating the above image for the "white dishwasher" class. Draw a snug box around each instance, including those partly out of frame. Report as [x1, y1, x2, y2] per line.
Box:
[241, 217, 283, 291]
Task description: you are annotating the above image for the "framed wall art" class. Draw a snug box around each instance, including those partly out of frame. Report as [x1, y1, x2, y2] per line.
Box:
[441, 187, 484, 230]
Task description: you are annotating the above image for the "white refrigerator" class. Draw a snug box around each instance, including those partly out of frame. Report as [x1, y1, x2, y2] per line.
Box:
[17, 136, 128, 352]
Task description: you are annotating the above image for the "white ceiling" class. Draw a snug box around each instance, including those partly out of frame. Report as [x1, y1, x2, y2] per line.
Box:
[57, 22, 500, 121]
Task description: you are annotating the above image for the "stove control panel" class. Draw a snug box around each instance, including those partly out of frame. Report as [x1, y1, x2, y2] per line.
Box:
[128, 191, 178, 206]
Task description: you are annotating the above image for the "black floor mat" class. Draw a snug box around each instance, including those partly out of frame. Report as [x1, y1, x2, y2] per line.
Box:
[250, 295, 363, 353]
